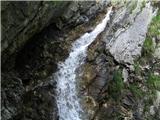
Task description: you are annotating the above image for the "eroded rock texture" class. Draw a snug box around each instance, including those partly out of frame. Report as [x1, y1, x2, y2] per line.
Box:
[1, 1, 108, 120]
[2, 1, 159, 120]
[109, 3, 154, 64]
[1, 1, 69, 68]
[80, 1, 159, 120]
[1, 1, 106, 70]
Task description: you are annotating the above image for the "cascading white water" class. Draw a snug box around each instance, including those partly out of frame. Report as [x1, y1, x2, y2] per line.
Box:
[55, 8, 112, 120]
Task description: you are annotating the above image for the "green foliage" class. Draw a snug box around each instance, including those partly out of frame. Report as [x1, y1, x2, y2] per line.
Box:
[142, 0, 146, 8]
[108, 69, 124, 101]
[147, 73, 160, 90]
[142, 38, 154, 57]
[134, 62, 141, 75]
[129, 84, 144, 98]
[113, 69, 124, 91]
[129, 1, 137, 14]
[148, 10, 160, 37]
[142, 10, 160, 58]
[51, 1, 63, 7]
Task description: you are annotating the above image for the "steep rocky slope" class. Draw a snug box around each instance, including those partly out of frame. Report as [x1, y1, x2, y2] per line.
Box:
[1, 1, 109, 120]
[2, 1, 107, 70]
[1, 1, 160, 120]
[80, 1, 160, 120]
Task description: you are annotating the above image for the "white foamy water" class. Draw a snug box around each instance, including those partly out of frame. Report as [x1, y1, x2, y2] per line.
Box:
[55, 8, 112, 120]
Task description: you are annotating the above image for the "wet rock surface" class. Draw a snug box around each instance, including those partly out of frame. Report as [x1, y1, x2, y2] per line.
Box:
[1, 73, 25, 120]
[1, 1, 70, 68]
[1, 1, 110, 120]
[22, 79, 58, 120]
[1, 1, 106, 70]
[1, 1, 160, 120]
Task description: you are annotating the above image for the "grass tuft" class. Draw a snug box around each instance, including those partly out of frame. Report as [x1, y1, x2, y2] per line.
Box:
[108, 69, 124, 101]
[142, 38, 154, 57]
[134, 61, 141, 75]
[148, 10, 160, 37]
[129, 84, 144, 98]
[147, 73, 160, 90]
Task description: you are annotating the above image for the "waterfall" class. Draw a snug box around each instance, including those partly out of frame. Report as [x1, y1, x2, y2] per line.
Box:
[55, 7, 112, 120]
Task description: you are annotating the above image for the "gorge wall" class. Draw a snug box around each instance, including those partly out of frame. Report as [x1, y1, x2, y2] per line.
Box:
[1, 1, 160, 120]
[1, 1, 109, 120]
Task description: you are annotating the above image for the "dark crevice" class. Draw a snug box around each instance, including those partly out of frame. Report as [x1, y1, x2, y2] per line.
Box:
[14, 23, 62, 86]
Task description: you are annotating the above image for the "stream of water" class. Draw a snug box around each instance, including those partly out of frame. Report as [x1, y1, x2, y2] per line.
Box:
[55, 8, 112, 120]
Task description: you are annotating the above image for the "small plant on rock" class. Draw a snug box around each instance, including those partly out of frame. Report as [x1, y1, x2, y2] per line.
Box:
[108, 69, 124, 101]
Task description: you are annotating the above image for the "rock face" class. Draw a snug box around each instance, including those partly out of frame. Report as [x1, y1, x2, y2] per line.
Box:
[2, 73, 58, 120]
[80, 1, 159, 120]
[108, 3, 154, 64]
[1, 1, 70, 68]
[1, 1, 109, 120]
[2, 1, 159, 120]
[1, 1, 105, 70]
[1, 73, 25, 120]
